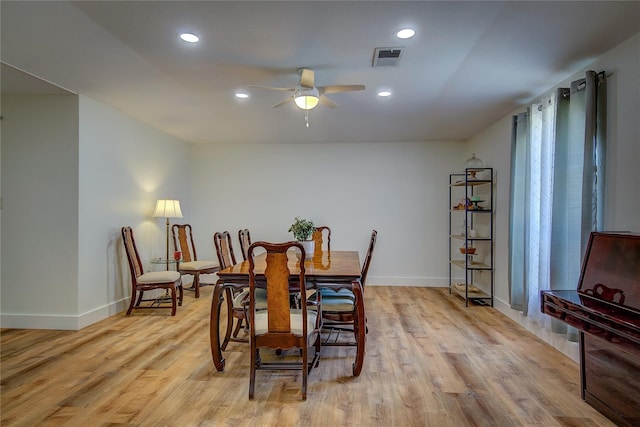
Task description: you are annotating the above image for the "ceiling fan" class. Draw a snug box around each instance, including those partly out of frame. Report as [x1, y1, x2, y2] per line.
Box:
[248, 68, 365, 126]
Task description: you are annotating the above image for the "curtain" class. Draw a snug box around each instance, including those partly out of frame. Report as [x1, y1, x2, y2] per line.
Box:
[508, 71, 606, 332]
[509, 112, 529, 313]
[526, 93, 557, 326]
[550, 71, 606, 286]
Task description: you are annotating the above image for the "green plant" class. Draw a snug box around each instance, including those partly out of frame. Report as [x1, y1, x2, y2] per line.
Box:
[288, 217, 316, 241]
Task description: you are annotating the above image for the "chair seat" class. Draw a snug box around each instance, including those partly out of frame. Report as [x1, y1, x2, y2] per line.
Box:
[233, 289, 249, 307]
[227, 287, 268, 310]
[179, 260, 218, 271]
[254, 288, 268, 310]
[319, 288, 355, 299]
[321, 297, 355, 312]
[137, 270, 181, 284]
[254, 309, 318, 340]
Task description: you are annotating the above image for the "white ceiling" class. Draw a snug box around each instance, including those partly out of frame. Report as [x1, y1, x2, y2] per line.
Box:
[2, 1, 639, 144]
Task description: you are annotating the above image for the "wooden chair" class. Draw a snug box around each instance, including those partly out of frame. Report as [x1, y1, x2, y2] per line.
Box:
[172, 224, 219, 298]
[248, 241, 321, 400]
[214, 231, 251, 349]
[312, 226, 331, 257]
[121, 226, 183, 316]
[319, 230, 377, 346]
[238, 228, 252, 261]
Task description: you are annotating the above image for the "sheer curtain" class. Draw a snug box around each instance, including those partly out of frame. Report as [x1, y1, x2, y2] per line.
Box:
[509, 71, 607, 333]
[526, 93, 557, 326]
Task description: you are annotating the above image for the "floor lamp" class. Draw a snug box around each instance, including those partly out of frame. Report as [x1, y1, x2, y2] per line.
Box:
[152, 199, 183, 270]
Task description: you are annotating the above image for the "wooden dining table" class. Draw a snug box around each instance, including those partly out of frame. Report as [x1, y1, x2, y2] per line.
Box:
[209, 249, 366, 376]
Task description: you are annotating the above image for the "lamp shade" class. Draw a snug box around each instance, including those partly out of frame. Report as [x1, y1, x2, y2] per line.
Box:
[294, 87, 320, 110]
[152, 199, 183, 219]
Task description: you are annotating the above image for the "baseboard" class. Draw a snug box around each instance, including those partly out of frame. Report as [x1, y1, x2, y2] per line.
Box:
[0, 298, 128, 331]
[366, 276, 448, 287]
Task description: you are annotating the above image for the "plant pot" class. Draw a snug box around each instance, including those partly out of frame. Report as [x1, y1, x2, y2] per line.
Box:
[298, 240, 315, 260]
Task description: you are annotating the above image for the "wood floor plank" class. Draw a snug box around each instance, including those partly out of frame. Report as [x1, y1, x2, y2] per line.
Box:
[1, 286, 617, 426]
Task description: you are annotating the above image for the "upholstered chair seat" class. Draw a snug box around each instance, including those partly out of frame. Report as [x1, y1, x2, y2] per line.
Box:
[136, 270, 181, 284]
[317, 297, 355, 313]
[179, 260, 218, 271]
[253, 309, 318, 343]
[319, 288, 355, 300]
[232, 288, 268, 310]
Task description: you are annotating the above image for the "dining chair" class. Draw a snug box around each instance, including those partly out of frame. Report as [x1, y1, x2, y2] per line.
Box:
[312, 225, 331, 257]
[121, 226, 183, 316]
[172, 224, 219, 298]
[248, 241, 322, 400]
[319, 229, 377, 346]
[213, 231, 250, 348]
[238, 228, 252, 261]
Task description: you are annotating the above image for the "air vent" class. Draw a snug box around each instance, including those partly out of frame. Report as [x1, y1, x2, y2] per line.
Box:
[372, 47, 404, 67]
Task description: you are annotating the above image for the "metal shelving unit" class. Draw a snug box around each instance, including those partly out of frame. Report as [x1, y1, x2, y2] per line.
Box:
[448, 167, 494, 306]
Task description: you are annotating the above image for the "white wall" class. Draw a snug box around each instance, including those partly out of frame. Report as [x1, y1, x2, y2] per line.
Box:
[1, 93, 191, 329]
[467, 32, 640, 360]
[190, 141, 467, 285]
[1, 94, 80, 323]
[77, 95, 191, 328]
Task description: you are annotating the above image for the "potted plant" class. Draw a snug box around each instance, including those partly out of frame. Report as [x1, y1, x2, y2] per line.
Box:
[288, 217, 316, 259]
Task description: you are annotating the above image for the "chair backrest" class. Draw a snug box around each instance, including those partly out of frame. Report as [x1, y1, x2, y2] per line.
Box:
[121, 226, 143, 280]
[214, 231, 237, 269]
[312, 226, 331, 257]
[238, 228, 252, 261]
[248, 241, 307, 339]
[172, 224, 198, 262]
[360, 230, 378, 287]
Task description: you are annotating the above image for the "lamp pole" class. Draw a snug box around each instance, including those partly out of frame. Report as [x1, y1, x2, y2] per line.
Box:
[152, 199, 183, 270]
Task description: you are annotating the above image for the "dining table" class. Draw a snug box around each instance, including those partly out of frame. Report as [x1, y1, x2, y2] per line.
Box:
[209, 249, 366, 376]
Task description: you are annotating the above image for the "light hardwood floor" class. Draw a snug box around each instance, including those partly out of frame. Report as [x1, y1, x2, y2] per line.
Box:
[1, 286, 615, 427]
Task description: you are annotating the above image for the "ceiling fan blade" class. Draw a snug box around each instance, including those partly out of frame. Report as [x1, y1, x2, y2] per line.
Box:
[319, 84, 365, 94]
[299, 68, 315, 88]
[248, 85, 296, 92]
[272, 97, 294, 108]
[319, 94, 337, 108]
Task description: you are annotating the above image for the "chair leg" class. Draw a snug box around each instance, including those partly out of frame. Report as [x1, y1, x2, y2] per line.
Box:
[177, 282, 184, 306]
[126, 288, 137, 315]
[193, 273, 200, 298]
[353, 311, 359, 343]
[221, 288, 235, 350]
[301, 346, 308, 401]
[135, 290, 144, 307]
[170, 286, 177, 316]
[314, 335, 321, 368]
[249, 348, 257, 400]
[232, 314, 244, 338]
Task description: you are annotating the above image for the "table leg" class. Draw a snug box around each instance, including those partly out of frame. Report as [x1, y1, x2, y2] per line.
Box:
[209, 280, 226, 371]
[352, 280, 366, 376]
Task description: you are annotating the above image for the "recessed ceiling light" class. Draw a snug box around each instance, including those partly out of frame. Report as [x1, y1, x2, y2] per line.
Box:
[377, 91, 392, 97]
[395, 28, 415, 39]
[235, 92, 249, 99]
[180, 33, 199, 43]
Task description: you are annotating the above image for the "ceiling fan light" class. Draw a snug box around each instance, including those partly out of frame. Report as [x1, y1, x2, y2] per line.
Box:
[294, 88, 320, 110]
